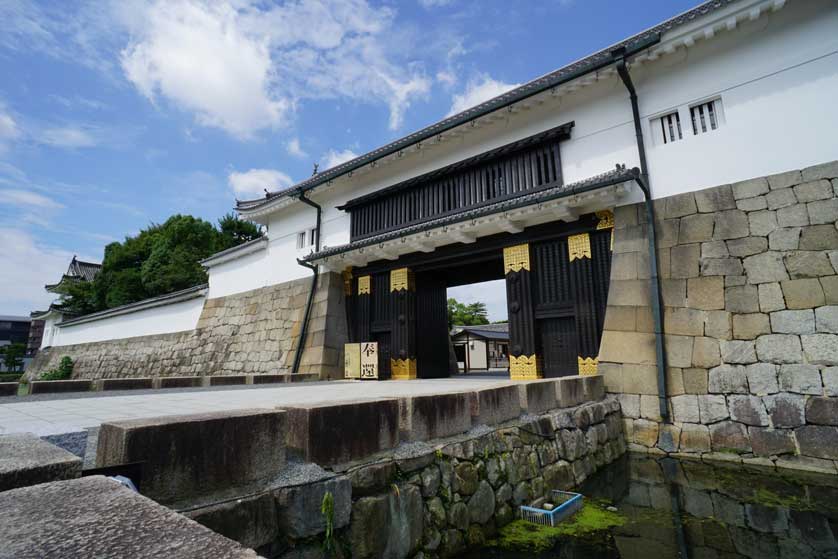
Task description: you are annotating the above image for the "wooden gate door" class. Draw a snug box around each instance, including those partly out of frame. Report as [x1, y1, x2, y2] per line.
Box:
[415, 272, 450, 378]
[370, 272, 392, 379]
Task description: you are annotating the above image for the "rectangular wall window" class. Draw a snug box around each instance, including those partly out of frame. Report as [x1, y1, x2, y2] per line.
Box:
[296, 231, 306, 250]
[654, 110, 683, 145]
[690, 98, 723, 136]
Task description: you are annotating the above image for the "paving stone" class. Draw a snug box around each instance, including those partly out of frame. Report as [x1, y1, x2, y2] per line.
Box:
[732, 178, 769, 200]
[709, 364, 748, 393]
[796, 425, 838, 460]
[801, 334, 838, 365]
[713, 210, 750, 240]
[728, 395, 769, 426]
[764, 393, 806, 428]
[671, 244, 700, 278]
[0, 434, 82, 492]
[784, 251, 834, 279]
[704, 310, 732, 340]
[745, 363, 778, 395]
[720, 340, 756, 364]
[748, 427, 795, 456]
[688, 276, 724, 310]
[698, 394, 731, 424]
[695, 185, 736, 213]
[726, 237, 767, 258]
[768, 227, 801, 250]
[710, 421, 750, 452]
[777, 204, 809, 227]
[801, 161, 838, 181]
[766, 188, 797, 210]
[822, 367, 838, 397]
[737, 196, 767, 211]
[702, 241, 729, 258]
[748, 210, 778, 236]
[679, 424, 711, 453]
[778, 364, 822, 394]
[799, 224, 838, 251]
[793, 179, 833, 202]
[671, 394, 700, 423]
[755, 334, 803, 365]
[805, 397, 838, 426]
[807, 199, 838, 225]
[770, 309, 815, 334]
[665, 192, 698, 218]
[782, 278, 825, 309]
[815, 306, 838, 333]
[683, 368, 709, 394]
[758, 283, 786, 312]
[732, 313, 770, 340]
[692, 337, 720, 368]
[743, 251, 789, 284]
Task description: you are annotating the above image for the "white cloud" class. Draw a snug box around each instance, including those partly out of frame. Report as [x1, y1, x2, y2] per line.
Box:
[419, 0, 453, 8]
[228, 168, 294, 198]
[0, 228, 75, 315]
[321, 148, 359, 170]
[286, 138, 307, 158]
[0, 109, 19, 152]
[41, 126, 98, 148]
[0, 189, 63, 210]
[447, 74, 520, 116]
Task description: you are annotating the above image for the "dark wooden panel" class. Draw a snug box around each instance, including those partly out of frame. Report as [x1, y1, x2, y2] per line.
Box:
[540, 317, 577, 378]
[416, 274, 449, 379]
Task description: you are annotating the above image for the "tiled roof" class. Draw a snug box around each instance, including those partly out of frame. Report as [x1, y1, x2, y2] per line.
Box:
[452, 324, 509, 341]
[304, 166, 638, 261]
[69, 257, 101, 282]
[237, 0, 736, 212]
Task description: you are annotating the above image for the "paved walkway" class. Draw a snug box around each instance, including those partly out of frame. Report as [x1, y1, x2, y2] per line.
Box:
[0, 377, 511, 437]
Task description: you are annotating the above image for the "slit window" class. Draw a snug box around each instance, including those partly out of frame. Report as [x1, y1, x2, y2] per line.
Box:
[690, 99, 723, 135]
[657, 110, 683, 144]
[296, 231, 307, 250]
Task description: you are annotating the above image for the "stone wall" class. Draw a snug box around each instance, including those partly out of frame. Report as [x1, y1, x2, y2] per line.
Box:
[343, 396, 625, 559]
[600, 160, 838, 473]
[28, 272, 347, 381]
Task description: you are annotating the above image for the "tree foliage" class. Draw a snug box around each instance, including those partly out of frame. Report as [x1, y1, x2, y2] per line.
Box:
[60, 214, 261, 314]
[0, 343, 25, 373]
[447, 298, 490, 328]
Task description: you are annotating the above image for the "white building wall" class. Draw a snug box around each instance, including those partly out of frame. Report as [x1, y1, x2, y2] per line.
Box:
[51, 296, 205, 347]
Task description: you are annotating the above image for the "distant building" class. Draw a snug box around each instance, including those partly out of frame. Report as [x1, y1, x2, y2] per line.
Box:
[451, 324, 509, 373]
[25, 317, 44, 357]
[0, 315, 30, 347]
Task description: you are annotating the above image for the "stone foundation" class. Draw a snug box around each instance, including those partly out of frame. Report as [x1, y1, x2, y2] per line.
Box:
[27, 272, 348, 381]
[601, 160, 838, 473]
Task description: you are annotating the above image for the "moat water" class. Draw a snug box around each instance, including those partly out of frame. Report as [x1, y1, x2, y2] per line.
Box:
[471, 454, 838, 558]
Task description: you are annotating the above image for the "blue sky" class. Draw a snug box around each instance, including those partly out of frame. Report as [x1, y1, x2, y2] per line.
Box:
[0, 0, 697, 317]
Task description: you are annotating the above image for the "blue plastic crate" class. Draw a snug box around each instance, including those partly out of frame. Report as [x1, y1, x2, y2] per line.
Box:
[519, 490, 583, 527]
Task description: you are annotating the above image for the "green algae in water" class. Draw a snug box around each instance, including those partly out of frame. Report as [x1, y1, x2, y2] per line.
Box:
[490, 503, 626, 552]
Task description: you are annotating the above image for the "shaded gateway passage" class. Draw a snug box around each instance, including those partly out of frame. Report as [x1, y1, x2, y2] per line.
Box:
[346, 216, 614, 380]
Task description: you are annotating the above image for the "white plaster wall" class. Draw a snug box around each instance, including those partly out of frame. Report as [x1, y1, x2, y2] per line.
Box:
[52, 296, 205, 347]
[468, 339, 488, 370]
[40, 315, 60, 349]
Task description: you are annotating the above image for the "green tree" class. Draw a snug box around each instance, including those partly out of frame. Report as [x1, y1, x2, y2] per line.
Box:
[217, 213, 262, 249]
[0, 343, 25, 373]
[447, 298, 490, 328]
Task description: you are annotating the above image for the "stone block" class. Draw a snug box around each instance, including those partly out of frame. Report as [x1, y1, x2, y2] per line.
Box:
[726, 237, 767, 258]
[679, 424, 711, 453]
[158, 376, 203, 388]
[599, 331, 656, 365]
[823, 367, 838, 397]
[209, 375, 248, 386]
[822, 276, 838, 304]
[805, 397, 838, 426]
[702, 240, 729, 258]
[799, 224, 838, 251]
[770, 309, 814, 334]
[399, 392, 472, 441]
[777, 204, 809, 227]
[640, 394, 662, 421]
[802, 334, 838, 365]
[0, 476, 259, 559]
[665, 192, 697, 218]
[289, 372, 320, 382]
[713, 209, 749, 240]
[97, 409, 286, 505]
[732, 313, 770, 340]
[743, 252, 789, 284]
[755, 334, 803, 364]
[688, 276, 724, 310]
[29, 379, 92, 394]
[737, 196, 767, 211]
[664, 307, 705, 336]
[0, 382, 17, 397]
[732, 178, 769, 200]
[683, 368, 708, 394]
[794, 179, 832, 202]
[816, 306, 838, 333]
[657, 423, 681, 453]
[782, 278, 825, 309]
[745, 363, 778, 395]
[801, 160, 838, 181]
[692, 337, 720, 368]
[670, 394, 700, 423]
[275, 476, 351, 539]
[698, 394, 729, 423]
[704, 310, 732, 340]
[764, 393, 806, 428]
[725, 275, 747, 286]
[709, 421, 750, 453]
[748, 210, 778, 236]
[807, 199, 838, 225]
[749, 427, 795, 456]
[784, 251, 834, 279]
[349, 484, 423, 559]
[95, 377, 154, 391]
[671, 244, 700, 278]
[606, 279, 649, 306]
[728, 395, 769, 426]
[758, 283, 785, 313]
[618, 393, 640, 418]
[664, 335, 694, 368]
[709, 364, 748, 393]
[285, 399, 398, 466]
[621, 364, 660, 395]
[186, 492, 277, 550]
[768, 227, 801, 250]
[701, 257, 743, 277]
[768, 169, 802, 190]
[796, 425, 838, 460]
[695, 185, 736, 213]
[766, 188, 797, 210]
[720, 340, 756, 364]
[251, 374, 287, 384]
[633, 419, 660, 447]
[0, 434, 82, 492]
[662, 279, 687, 307]
[581, 374, 605, 402]
[680, 214, 715, 243]
[471, 385, 521, 426]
